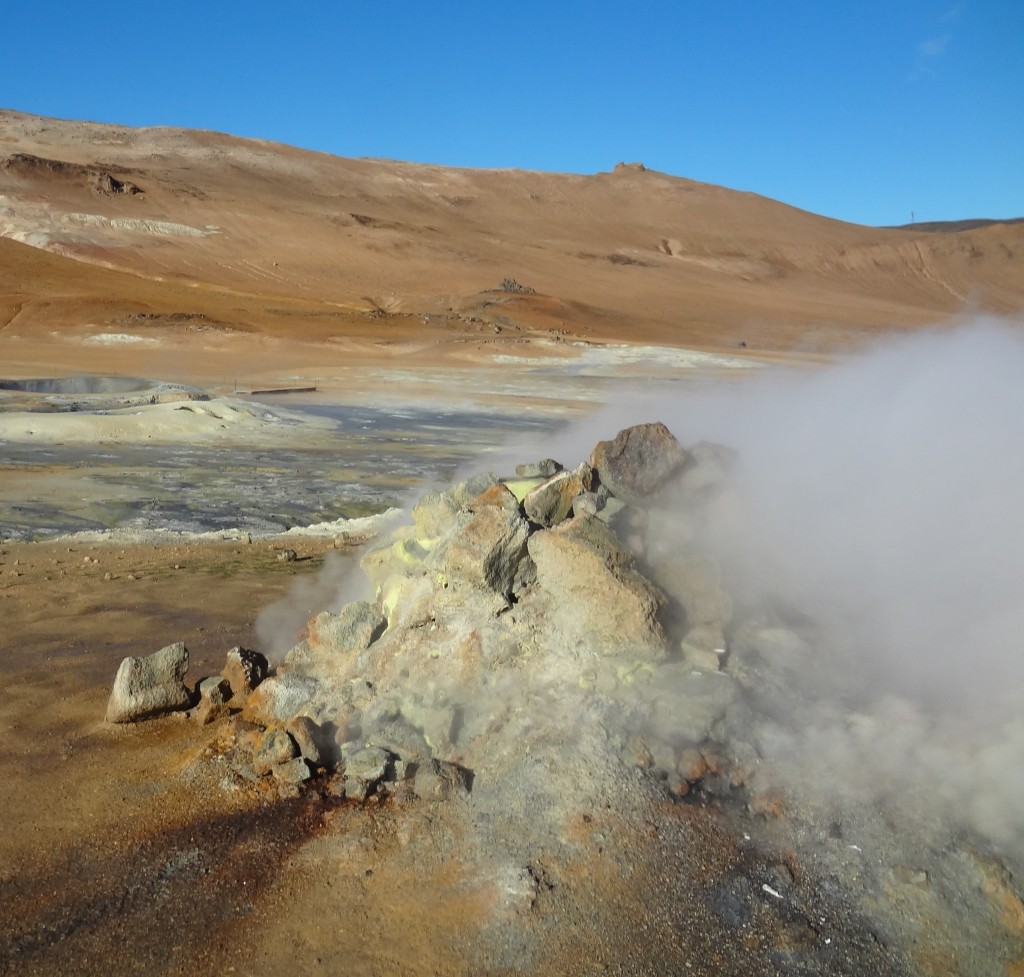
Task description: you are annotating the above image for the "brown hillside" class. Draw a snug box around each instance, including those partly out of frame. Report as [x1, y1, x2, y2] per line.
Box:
[1, 109, 1022, 365]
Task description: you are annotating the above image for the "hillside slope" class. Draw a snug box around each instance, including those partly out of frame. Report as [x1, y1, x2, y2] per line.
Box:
[1, 109, 1022, 355]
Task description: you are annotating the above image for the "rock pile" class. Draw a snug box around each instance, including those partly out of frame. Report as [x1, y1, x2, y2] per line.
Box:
[103, 421, 1024, 973]
[108, 422, 765, 805]
[145, 421, 783, 808]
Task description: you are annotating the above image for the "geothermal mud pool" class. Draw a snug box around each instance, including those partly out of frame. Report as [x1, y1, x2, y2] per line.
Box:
[0, 381, 562, 540]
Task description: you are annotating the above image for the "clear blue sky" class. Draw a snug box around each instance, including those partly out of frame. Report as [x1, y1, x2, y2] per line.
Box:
[3, 1, 1021, 226]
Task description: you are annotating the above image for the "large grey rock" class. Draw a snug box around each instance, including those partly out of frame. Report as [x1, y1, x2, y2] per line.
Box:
[523, 463, 593, 527]
[242, 673, 318, 724]
[106, 642, 191, 723]
[427, 503, 530, 600]
[589, 422, 687, 504]
[288, 601, 386, 673]
[528, 515, 667, 658]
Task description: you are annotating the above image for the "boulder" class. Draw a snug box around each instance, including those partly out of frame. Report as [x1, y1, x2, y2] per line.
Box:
[523, 463, 593, 527]
[221, 647, 269, 699]
[589, 422, 687, 504]
[426, 504, 530, 600]
[242, 673, 318, 725]
[528, 515, 667, 658]
[106, 642, 191, 723]
[289, 601, 386, 673]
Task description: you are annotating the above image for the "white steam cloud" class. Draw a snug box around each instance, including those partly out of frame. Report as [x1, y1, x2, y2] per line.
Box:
[257, 316, 1024, 849]
[583, 317, 1024, 847]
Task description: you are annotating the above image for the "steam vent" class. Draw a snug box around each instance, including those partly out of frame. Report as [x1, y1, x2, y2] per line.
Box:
[109, 422, 1024, 975]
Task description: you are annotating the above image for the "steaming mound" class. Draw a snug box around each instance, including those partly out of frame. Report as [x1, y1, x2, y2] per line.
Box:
[165, 420, 1024, 975]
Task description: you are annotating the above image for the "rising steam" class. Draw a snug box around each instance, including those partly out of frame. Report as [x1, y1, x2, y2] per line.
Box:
[257, 316, 1024, 850]
[590, 316, 1024, 847]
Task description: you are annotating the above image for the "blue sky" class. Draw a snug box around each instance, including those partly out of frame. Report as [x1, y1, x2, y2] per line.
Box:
[3, 1, 1021, 226]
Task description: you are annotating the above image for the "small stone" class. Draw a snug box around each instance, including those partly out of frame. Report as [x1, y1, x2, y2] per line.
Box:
[191, 675, 231, 720]
[273, 757, 312, 786]
[572, 492, 600, 517]
[523, 463, 593, 528]
[413, 759, 474, 800]
[286, 716, 324, 766]
[680, 626, 727, 671]
[515, 459, 562, 478]
[277, 549, 298, 563]
[344, 746, 393, 788]
[252, 727, 299, 776]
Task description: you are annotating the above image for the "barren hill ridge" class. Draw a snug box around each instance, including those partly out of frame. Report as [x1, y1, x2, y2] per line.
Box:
[1, 108, 1022, 354]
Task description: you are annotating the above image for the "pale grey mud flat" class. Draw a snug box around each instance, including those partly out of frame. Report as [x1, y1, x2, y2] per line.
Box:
[0, 401, 562, 540]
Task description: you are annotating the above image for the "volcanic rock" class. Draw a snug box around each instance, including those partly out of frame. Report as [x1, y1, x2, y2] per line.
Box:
[192, 675, 232, 725]
[515, 458, 561, 478]
[221, 646, 269, 699]
[252, 726, 299, 776]
[523, 462, 593, 527]
[106, 642, 191, 723]
[528, 514, 667, 658]
[286, 715, 325, 766]
[648, 551, 733, 631]
[272, 756, 312, 786]
[425, 502, 530, 601]
[644, 665, 738, 747]
[589, 422, 687, 504]
[680, 625, 728, 671]
[242, 673, 318, 725]
[413, 758, 473, 800]
[288, 601, 386, 675]
[343, 745, 394, 800]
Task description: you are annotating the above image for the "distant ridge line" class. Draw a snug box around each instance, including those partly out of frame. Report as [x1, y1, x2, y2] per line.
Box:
[891, 217, 1024, 232]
